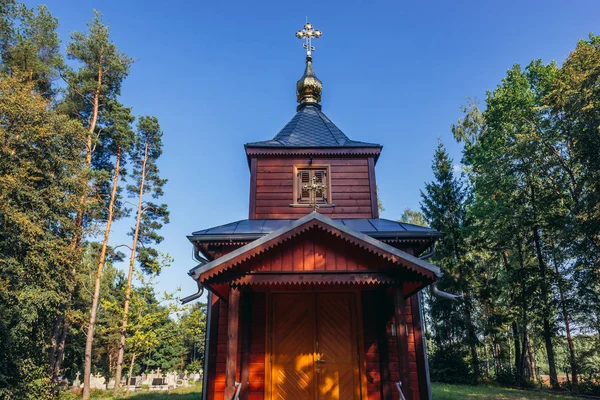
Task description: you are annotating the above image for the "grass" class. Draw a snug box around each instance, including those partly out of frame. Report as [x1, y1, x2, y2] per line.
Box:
[432, 382, 577, 399]
[59, 384, 202, 399]
[60, 382, 580, 399]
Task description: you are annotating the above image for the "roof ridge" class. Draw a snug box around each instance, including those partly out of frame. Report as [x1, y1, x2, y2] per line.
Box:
[275, 112, 302, 144]
[314, 107, 345, 145]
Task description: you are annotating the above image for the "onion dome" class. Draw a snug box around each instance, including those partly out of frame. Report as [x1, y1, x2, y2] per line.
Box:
[296, 55, 322, 106]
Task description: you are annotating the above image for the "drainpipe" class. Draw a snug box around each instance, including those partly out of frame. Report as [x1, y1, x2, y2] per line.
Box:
[431, 283, 463, 301]
[180, 279, 204, 304]
[419, 244, 463, 301]
[181, 244, 209, 304]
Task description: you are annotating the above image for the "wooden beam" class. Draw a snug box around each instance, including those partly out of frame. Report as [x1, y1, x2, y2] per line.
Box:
[231, 272, 404, 287]
[249, 157, 257, 220]
[205, 293, 220, 400]
[225, 288, 241, 399]
[239, 289, 252, 400]
[411, 292, 430, 400]
[393, 286, 413, 400]
[375, 289, 392, 400]
[368, 157, 379, 218]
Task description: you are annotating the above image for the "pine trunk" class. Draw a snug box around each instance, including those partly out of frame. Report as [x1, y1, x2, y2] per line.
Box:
[532, 226, 559, 389]
[463, 291, 480, 382]
[512, 323, 522, 379]
[528, 180, 559, 390]
[552, 251, 578, 386]
[114, 139, 148, 393]
[50, 62, 104, 378]
[82, 145, 121, 400]
[526, 331, 536, 381]
[126, 354, 136, 397]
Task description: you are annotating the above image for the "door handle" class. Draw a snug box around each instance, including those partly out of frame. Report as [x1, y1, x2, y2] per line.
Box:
[316, 357, 326, 373]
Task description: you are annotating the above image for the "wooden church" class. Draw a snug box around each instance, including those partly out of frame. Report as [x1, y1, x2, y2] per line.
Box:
[183, 22, 443, 400]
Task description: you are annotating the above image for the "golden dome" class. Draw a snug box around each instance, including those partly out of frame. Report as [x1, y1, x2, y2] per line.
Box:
[296, 55, 322, 105]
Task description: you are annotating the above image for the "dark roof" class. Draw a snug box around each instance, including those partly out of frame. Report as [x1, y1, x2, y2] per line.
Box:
[244, 104, 381, 148]
[188, 212, 442, 280]
[189, 217, 441, 241]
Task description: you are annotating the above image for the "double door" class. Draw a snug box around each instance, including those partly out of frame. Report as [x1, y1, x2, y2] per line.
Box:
[270, 293, 362, 400]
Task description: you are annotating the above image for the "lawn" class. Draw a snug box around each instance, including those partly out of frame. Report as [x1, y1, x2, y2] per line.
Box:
[59, 384, 202, 399]
[432, 383, 576, 399]
[59, 383, 578, 399]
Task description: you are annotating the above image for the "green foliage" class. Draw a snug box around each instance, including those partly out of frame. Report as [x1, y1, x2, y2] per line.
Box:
[127, 116, 169, 275]
[0, 71, 84, 397]
[423, 34, 600, 393]
[398, 208, 427, 227]
[429, 344, 473, 385]
[0, 2, 62, 96]
[61, 10, 133, 127]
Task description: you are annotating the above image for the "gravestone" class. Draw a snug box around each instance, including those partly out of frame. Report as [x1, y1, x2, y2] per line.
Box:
[89, 373, 106, 390]
[166, 372, 177, 389]
[72, 371, 81, 389]
[149, 377, 168, 391]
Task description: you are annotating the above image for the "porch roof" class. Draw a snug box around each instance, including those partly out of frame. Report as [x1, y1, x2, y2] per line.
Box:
[189, 217, 442, 242]
[188, 212, 442, 284]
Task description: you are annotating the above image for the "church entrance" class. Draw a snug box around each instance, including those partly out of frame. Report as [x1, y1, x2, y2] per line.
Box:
[269, 292, 362, 400]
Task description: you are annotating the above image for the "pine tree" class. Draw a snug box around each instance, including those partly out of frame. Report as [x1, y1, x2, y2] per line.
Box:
[0, 2, 63, 97]
[54, 12, 133, 395]
[82, 100, 134, 398]
[421, 140, 481, 383]
[114, 116, 169, 392]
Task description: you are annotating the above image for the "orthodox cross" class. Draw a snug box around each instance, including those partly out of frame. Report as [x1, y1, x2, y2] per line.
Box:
[295, 20, 322, 57]
[302, 175, 327, 211]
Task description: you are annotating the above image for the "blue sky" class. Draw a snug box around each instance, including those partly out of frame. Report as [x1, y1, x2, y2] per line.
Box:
[28, 0, 599, 299]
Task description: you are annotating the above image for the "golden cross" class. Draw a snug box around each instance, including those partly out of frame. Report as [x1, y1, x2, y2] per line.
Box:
[302, 175, 327, 211]
[295, 20, 322, 57]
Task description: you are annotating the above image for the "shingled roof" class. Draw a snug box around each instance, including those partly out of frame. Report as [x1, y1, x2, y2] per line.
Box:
[244, 103, 381, 148]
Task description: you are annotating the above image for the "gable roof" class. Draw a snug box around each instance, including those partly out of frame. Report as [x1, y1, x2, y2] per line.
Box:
[244, 103, 381, 149]
[188, 212, 442, 283]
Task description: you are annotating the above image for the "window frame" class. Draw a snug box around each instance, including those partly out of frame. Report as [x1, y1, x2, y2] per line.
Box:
[292, 165, 333, 207]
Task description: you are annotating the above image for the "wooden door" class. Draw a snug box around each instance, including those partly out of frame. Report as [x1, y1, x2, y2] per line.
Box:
[271, 293, 316, 400]
[316, 293, 360, 400]
[270, 293, 361, 400]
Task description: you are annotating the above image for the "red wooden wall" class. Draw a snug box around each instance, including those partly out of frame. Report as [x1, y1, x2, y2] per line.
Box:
[208, 290, 425, 400]
[250, 156, 377, 219]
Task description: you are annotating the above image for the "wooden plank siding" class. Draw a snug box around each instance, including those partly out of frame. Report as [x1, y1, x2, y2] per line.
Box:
[212, 297, 229, 400]
[385, 292, 421, 400]
[204, 238, 426, 400]
[249, 157, 377, 219]
[362, 291, 383, 400]
[239, 229, 389, 274]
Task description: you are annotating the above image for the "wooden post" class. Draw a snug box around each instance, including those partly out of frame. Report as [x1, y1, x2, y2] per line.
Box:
[240, 289, 253, 400]
[375, 289, 392, 400]
[412, 292, 430, 400]
[205, 292, 220, 400]
[393, 286, 413, 400]
[225, 287, 241, 399]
